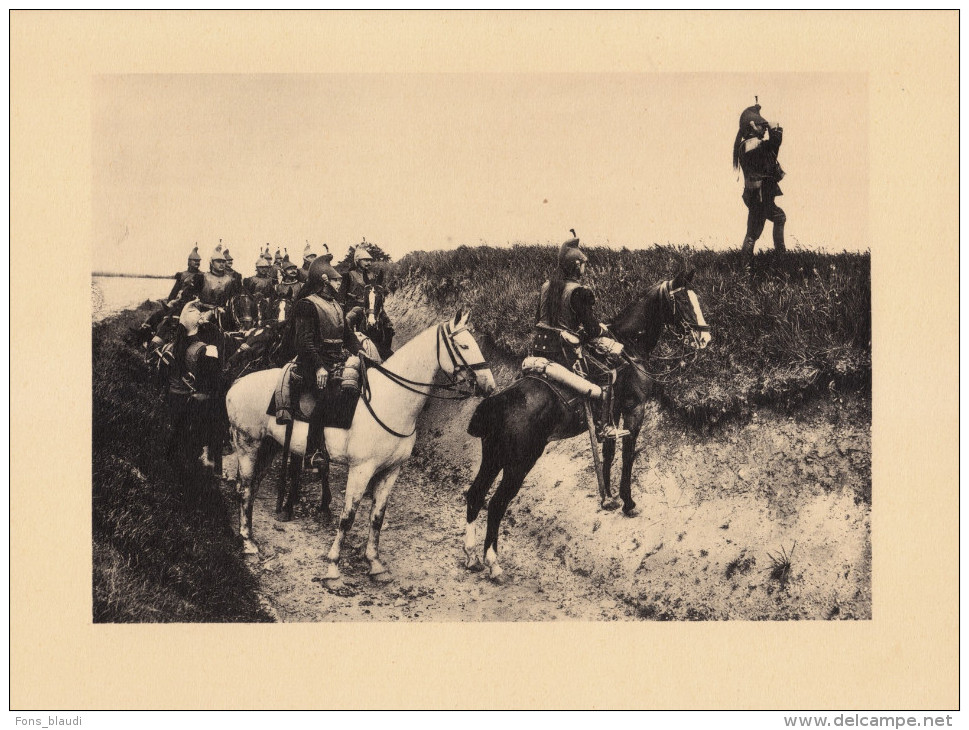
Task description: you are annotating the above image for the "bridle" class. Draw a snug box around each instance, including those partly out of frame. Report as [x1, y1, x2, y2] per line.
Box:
[622, 281, 710, 383]
[358, 320, 491, 438]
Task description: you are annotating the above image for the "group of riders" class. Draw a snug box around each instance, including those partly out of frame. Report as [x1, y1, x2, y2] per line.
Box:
[142, 99, 775, 488]
[133, 239, 394, 482]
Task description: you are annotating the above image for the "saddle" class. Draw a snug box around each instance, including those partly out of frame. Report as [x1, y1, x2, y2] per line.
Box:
[268, 360, 360, 430]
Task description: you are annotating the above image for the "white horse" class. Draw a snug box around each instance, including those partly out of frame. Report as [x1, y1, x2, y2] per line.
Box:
[225, 310, 495, 589]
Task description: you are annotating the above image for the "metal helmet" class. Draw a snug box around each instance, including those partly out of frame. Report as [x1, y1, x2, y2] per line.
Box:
[274, 248, 282, 263]
[187, 246, 202, 263]
[307, 256, 341, 289]
[354, 243, 374, 264]
[302, 242, 317, 262]
[558, 233, 587, 274]
[223, 248, 234, 265]
[739, 103, 768, 132]
[210, 244, 225, 262]
[281, 256, 298, 273]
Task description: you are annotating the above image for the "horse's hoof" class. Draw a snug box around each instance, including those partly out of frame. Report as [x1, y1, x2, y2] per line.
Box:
[489, 570, 509, 586]
[369, 570, 393, 584]
[242, 539, 259, 556]
[465, 557, 485, 572]
[275, 509, 293, 523]
[622, 507, 641, 518]
[324, 576, 346, 593]
[601, 498, 622, 512]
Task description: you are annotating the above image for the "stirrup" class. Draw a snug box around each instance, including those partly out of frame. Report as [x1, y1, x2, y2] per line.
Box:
[597, 425, 630, 441]
[305, 450, 329, 471]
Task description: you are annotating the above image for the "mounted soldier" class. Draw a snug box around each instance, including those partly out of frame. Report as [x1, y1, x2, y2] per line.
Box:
[734, 100, 787, 264]
[272, 248, 284, 282]
[244, 253, 278, 299]
[198, 244, 241, 308]
[296, 242, 332, 283]
[223, 247, 244, 287]
[132, 245, 203, 346]
[293, 257, 365, 470]
[276, 256, 303, 302]
[533, 233, 628, 440]
[342, 240, 395, 358]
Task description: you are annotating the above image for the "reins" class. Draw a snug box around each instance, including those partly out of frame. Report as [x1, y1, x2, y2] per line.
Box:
[357, 322, 490, 438]
[613, 281, 710, 384]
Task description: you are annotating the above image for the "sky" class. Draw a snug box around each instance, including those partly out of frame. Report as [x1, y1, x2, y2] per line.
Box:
[93, 73, 867, 276]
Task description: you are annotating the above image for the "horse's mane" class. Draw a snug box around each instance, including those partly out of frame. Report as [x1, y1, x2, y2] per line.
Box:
[608, 280, 667, 326]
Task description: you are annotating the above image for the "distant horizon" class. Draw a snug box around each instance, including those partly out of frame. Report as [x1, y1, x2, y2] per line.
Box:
[91, 239, 871, 279]
[94, 73, 868, 277]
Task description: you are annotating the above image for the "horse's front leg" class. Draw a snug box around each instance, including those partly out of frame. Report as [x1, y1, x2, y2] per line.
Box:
[364, 465, 402, 582]
[619, 408, 645, 517]
[601, 437, 617, 501]
[324, 465, 373, 590]
[465, 439, 503, 571]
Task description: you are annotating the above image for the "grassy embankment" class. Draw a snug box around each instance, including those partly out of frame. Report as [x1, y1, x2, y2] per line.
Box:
[93, 306, 271, 622]
[388, 244, 871, 426]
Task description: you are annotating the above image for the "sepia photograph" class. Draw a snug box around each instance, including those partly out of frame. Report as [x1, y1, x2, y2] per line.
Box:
[92, 72, 870, 623]
[13, 10, 958, 711]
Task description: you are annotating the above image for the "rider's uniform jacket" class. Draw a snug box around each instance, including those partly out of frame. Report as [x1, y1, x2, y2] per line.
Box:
[244, 274, 277, 298]
[340, 268, 373, 311]
[739, 127, 784, 194]
[294, 291, 362, 383]
[198, 271, 241, 307]
[167, 268, 201, 302]
[276, 279, 303, 301]
[534, 278, 603, 365]
[537, 278, 600, 341]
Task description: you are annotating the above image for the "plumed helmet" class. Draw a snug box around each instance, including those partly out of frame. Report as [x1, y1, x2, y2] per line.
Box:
[558, 233, 587, 273]
[210, 244, 225, 262]
[354, 243, 374, 264]
[274, 248, 282, 263]
[223, 248, 234, 264]
[307, 256, 341, 288]
[302, 242, 317, 261]
[320, 242, 333, 263]
[187, 246, 202, 263]
[739, 103, 768, 132]
[282, 256, 298, 272]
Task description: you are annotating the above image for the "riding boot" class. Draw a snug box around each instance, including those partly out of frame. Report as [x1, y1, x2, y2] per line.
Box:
[304, 413, 329, 471]
[741, 236, 756, 267]
[597, 384, 629, 441]
[772, 218, 787, 254]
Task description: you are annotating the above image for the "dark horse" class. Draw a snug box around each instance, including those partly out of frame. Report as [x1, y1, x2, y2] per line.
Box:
[228, 292, 260, 331]
[463, 270, 711, 581]
[347, 281, 395, 361]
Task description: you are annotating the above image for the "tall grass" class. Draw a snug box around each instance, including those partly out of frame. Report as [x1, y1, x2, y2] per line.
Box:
[93, 306, 271, 622]
[389, 244, 870, 425]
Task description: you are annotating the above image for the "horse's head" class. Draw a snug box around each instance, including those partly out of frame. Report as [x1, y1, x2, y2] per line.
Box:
[666, 269, 712, 350]
[230, 293, 257, 330]
[439, 309, 496, 397]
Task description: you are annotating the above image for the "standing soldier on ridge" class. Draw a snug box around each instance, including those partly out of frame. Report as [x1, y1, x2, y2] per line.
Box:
[734, 100, 787, 265]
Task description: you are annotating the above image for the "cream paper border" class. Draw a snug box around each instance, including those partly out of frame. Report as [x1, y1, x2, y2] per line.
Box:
[10, 11, 958, 709]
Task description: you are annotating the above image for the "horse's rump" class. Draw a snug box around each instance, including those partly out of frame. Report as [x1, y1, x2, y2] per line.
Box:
[468, 374, 584, 441]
